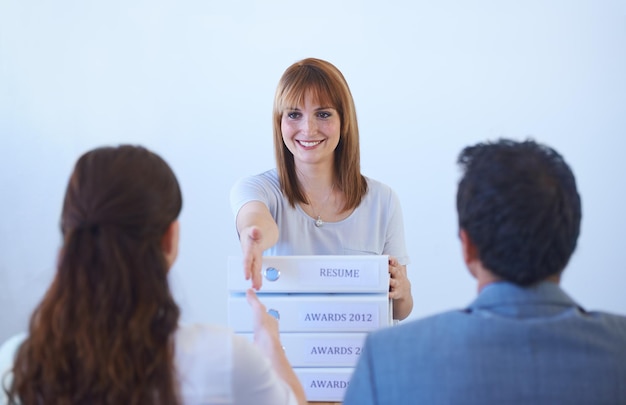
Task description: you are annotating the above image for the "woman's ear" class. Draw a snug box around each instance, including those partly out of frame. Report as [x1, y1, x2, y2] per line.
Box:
[161, 220, 180, 270]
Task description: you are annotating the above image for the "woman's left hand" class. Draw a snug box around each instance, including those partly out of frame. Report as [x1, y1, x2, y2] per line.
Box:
[389, 256, 413, 320]
[389, 257, 410, 300]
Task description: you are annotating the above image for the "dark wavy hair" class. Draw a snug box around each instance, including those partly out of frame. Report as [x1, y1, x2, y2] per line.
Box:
[6, 145, 182, 404]
[456, 139, 581, 285]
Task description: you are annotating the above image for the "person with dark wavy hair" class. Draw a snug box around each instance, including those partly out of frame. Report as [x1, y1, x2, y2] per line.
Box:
[344, 139, 626, 404]
[0, 145, 306, 405]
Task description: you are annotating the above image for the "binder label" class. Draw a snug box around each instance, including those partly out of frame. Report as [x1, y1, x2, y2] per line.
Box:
[303, 338, 364, 363]
[299, 303, 380, 329]
[297, 371, 353, 401]
[299, 261, 382, 287]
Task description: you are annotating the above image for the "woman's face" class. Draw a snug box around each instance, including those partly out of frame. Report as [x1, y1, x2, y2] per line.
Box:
[281, 92, 341, 168]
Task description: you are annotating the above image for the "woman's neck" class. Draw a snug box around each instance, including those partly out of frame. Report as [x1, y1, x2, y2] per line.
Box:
[296, 163, 335, 194]
[295, 162, 348, 221]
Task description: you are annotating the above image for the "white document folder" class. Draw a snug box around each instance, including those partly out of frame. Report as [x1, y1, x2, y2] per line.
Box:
[238, 332, 368, 367]
[226, 255, 394, 402]
[294, 367, 355, 402]
[228, 255, 389, 293]
[228, 293, 392, 332]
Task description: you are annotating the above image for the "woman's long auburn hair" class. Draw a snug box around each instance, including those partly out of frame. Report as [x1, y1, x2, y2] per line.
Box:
[7, 145, 182, 404]
[273, 58, 368, 211]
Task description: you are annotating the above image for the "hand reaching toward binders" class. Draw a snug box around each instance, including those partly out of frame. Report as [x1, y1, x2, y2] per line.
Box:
[240, 226, 266, 290]
[236, 201, 280, 290]
[246, 288, 307, 405]
[247, 288, 281, 351]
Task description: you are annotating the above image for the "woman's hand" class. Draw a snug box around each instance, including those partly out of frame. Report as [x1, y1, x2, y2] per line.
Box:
[240, 225, 266, 290]
[236, 201, 280, 290]
[246, 289, 307, 405]
[389, 256, 413, 320]
[246, 288, 281, 352]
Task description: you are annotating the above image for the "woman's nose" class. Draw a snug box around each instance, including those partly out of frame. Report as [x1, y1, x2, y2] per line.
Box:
[301, 116, 317, 134]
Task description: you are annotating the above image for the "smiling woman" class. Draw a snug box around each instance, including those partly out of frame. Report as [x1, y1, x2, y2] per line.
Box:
[230, 58, 413, 321]
[280, 93, 341, 173]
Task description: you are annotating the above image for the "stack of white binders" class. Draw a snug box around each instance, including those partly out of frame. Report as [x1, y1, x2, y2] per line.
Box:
[228, 255, 392, 402]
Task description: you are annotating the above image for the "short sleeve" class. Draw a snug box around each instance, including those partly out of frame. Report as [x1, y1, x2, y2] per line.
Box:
[231, 334, 298, 405]
[230, 176, 268, 217]
[0, 333, 27, 403]
[175, 323, 297, 405]
[384, 188, 410, 266]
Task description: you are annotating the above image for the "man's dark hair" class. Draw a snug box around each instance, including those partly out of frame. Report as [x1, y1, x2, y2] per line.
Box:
[456, 139, 582, 285]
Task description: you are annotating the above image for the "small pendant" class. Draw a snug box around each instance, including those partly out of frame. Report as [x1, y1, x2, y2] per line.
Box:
[315, 216, 324, 227]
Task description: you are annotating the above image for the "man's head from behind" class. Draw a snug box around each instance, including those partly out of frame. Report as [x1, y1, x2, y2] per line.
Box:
[457, 139, 582, 286]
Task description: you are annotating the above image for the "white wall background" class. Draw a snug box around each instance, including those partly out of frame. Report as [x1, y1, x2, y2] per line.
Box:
[1, 0, 625, 343]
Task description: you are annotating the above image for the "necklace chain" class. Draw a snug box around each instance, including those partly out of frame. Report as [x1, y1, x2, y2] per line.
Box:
[308, 184, 334, 227]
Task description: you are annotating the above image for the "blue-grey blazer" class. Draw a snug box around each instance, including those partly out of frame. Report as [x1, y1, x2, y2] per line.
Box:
[343, 282, 626, 405]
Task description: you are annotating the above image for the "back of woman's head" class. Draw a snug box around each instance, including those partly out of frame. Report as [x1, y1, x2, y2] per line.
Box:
[62, 144, 182, 245]
[8, 145, 182, 405]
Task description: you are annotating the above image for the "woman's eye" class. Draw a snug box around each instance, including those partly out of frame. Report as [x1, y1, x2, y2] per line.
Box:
[318, 111, 331, 118]
[286, 112, 301, 119]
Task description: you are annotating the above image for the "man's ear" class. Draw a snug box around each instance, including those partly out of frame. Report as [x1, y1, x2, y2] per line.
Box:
[161, 220, 180, 270]
[459, 229, 479, 274]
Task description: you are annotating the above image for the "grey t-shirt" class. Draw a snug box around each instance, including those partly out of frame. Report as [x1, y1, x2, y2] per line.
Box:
[230, 169, 409, 265]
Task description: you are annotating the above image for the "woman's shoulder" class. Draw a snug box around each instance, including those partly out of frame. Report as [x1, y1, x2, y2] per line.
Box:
[0, 332, 27, 399]
[232, 169, 280, 191]
[363, 175, 397, 198]
[0, 332, 26, 364]
[175, 323, 234, 344]
[174, 323, 238, 375]
[241, 168, 278, 182]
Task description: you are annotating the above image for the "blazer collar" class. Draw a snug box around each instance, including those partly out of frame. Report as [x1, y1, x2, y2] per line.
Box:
[467, 281, 584, 317]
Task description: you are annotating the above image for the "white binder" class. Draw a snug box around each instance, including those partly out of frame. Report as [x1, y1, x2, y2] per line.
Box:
[228, 255, 389, 293]
[238, 332, 368, 367]
[226, 255, 393, 402]
[229, 293, 391, 332]
[294, 367, 355, 402]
